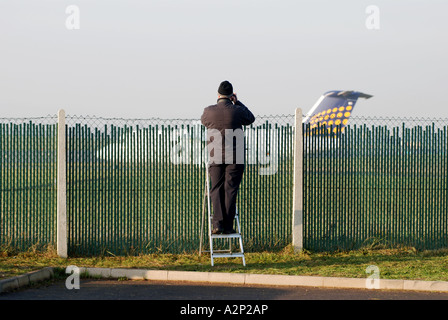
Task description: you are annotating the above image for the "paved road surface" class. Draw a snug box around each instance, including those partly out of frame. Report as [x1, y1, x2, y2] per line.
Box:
[2, 279, 445, 318]
[2, 278, 448, 300]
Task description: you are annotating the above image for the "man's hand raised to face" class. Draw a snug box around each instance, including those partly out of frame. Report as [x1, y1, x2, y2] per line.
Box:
[230, 93, 238, 104]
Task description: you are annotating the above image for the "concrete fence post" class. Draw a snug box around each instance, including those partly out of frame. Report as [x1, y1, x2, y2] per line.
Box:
[57, 109, 67, 258]
[292, 108, 303, 253]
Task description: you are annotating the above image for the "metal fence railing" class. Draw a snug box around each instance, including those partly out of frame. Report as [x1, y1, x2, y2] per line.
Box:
[303, 120, 448, 251]
[0, 116, 58, 251]
[64, 114, 294, 255]
[1, 113, 448, 255]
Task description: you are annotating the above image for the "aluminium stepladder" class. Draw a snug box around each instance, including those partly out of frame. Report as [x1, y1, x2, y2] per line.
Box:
[199, 162, 246, 266]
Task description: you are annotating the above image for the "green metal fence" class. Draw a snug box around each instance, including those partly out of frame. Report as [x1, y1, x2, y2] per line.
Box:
[0, 118, 57, 251]
[303, 121, 448, 251]
[2, 114, 448, 255]
[65, 116, 294, 255]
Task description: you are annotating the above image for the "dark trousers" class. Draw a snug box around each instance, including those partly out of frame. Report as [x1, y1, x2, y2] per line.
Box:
[209, 164, 245, 231]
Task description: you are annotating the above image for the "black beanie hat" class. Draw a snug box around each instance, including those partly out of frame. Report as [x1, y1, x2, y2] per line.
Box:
[218, 81, 233, 95]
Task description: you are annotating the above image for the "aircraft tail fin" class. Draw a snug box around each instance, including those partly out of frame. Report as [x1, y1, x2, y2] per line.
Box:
[303, 90, 372, 134]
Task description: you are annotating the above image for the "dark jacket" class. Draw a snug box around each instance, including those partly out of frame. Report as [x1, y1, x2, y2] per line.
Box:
[201, 98, 255, 165]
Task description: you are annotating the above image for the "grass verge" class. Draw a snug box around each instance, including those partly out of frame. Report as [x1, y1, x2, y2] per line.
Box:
[1, 245, 448, 282]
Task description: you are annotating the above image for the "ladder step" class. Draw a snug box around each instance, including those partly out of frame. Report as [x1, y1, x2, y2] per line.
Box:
[212, 253, 245, 258]
[211, 233, 242, 239]
[201, 249, 236, 253]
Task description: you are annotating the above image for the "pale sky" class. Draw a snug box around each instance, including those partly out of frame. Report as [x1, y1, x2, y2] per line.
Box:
[1, 0, 447, 119]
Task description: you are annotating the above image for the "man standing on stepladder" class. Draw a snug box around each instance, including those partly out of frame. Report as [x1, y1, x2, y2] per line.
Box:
[201, 80, 255, 234]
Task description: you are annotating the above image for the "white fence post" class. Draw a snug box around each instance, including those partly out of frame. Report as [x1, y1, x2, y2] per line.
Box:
[292, 108, 303, 253]
[57, 109, 67, 258]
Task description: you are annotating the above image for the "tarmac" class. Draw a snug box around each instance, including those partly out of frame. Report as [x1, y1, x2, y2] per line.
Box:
[2, 266, 448, 294]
